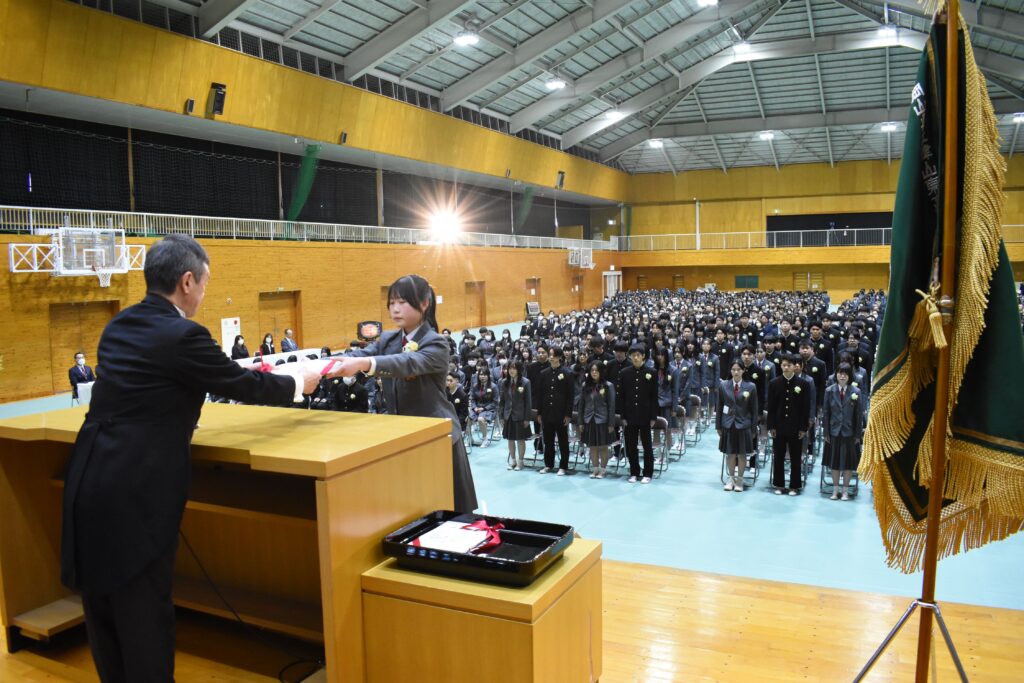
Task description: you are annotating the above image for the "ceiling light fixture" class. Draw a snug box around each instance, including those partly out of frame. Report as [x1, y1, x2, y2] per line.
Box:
[697, 0, 719, 7]
[759, 131, 775, 141]
[545, 78, 567, 91]
[877, 24, 897, 41]
[453, 31, 479, 47]
[1014, 113, 1024, 124]
[648, 139, 664, 149]
[733, 41, 751, 54]
[605, 110, 625, 122]
[881, 122, 898, 132]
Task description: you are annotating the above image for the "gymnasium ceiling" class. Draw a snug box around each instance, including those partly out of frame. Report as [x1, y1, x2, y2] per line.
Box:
[151, 1, 1024, 173]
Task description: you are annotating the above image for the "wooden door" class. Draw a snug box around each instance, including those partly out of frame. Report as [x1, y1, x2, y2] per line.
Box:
[465, 282, 485, 329]
[525, 278, 541, 310]
[793, 272, 809, 291]
[637, 274, 648, 291]
[49, 301, 119, 393]
[672, 274, 684, 290]
[258, 291, 299, 351]
[809, 272, 824, 291]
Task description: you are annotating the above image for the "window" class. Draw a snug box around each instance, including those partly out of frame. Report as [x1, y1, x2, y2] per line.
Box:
[735, 275, 759, 289]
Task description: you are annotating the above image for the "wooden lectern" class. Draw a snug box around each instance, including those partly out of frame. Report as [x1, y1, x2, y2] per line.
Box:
[0, 403, 454, 682]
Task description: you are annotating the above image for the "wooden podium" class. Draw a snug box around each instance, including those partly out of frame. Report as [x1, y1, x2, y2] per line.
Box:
[0, 403, 455, 683]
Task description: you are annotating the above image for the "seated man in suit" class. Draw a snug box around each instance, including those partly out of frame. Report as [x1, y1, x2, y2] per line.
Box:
[69, 351, 96, 402]
[281, 328, 299, 353]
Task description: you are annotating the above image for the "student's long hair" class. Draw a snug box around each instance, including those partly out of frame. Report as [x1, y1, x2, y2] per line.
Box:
[583, 360, 605, 391]
[387, 274, 439, 331]
[504, 360, 525, 391]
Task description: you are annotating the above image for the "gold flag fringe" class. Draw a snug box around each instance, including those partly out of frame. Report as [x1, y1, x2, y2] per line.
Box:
[866, 462, 1024, 574]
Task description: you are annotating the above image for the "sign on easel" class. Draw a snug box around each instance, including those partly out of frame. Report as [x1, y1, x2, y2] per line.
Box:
[221, 317, 241, 355]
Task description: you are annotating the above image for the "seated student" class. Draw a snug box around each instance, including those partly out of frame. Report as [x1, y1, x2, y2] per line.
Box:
[469, 370, 497, 444]
[498, 360, 532, 471]
[717, 360, 758, 492]
[440, 328, 458, 356]
[334, 373, 369, 413]
[230, 335, 249, 360]
[462, 351, 483, 391]
[578, 361, 616, 479]
[445, 372, 470, 428]
[822, 363, 863, 501]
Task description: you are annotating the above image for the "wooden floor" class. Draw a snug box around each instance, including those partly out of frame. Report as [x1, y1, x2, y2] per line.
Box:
[3, 559, 1023, 682]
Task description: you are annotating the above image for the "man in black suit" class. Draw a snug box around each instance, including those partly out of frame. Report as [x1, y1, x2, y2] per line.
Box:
[60, 235, 322, 683]
[618, 342, 659, 483]
[766, 354, 812, 495]
[535, 346, 575, 474]
[69, 351, 96, 402]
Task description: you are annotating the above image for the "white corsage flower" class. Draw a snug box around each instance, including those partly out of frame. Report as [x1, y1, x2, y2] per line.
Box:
[851, 394, 859, 401]
[752, 373, 759, 379]
[742, 391, 750, 398]
[696, 361, 702, 366]
[852, 382, 859, 387]
[812, 367, 818, 373]
[518, 386, 524, 393]
[558, 373, 565, 380]
[403, 340, 419, 353]
[794, 386, 802, 394]
[599, 388, 606, 396]
[350, 394, 356, 400]
[645, 373, 652, 380]
[455, 398, 461, 404]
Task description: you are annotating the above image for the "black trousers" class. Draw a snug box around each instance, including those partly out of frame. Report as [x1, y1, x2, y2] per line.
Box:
[542, 421, 571, 469]
[772, 434, 804, 490]
[81, 548, 176, 683]
[624, 424, 654, 479]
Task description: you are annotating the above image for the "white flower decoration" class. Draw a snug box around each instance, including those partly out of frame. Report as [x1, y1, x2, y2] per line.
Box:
[558, 373, 565, 380]
[819, 344, 825, 349]
[742, 391, 750, 398]
[350, 394, 356, 400]
[645, 373, 652, 380]
[518, 386, 524, 393]
[403, 340, 419, 353]
[852, 382, 859, 387]
[812, 367, 818, 373]
[603, 360, 608, 364]
[599, 388, 606, 396]
[794, 386, 802, 394]
[696, 361, 702, 366]
[752, 373, 759, 379]
[455, 398, 461, 404]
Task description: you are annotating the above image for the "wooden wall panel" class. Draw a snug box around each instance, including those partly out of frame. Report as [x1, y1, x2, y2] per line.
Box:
[0, 236, 614, 403]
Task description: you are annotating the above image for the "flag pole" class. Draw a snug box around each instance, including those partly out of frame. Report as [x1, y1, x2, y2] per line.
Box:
[915, 0, 959, 680]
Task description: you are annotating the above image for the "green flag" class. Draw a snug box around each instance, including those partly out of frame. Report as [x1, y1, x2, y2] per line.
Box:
[859, 13, 1024, 573]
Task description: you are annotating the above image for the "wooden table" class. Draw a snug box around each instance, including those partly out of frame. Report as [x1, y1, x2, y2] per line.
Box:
[361, 539, 602, 683]
[0, 403, 455, 682]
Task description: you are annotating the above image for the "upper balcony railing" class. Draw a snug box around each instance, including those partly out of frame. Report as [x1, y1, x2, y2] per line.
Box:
[0, 206, 613, 252]
[618, 225, 1024, 251]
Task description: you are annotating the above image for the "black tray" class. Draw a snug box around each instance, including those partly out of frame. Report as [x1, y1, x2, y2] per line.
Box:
[382, 510, 574, 587]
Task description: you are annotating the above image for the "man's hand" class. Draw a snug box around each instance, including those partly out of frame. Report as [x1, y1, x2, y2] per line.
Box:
[275, 362, 324, 396]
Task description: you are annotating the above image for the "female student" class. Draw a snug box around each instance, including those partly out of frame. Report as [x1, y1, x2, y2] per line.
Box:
[332, 274, 477, 512]
[498, 360, 532, 470]
[578, 361, 616, 479]
[821, 362, 864, 501]
[259, 333, 275, 357]
[230, 335, 249, 360]
[469, 370, 498, 445]
[717, 361, 758, 492]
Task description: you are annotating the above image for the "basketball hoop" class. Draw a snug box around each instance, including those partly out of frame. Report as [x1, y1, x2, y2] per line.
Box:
[94, 267, 114, 288]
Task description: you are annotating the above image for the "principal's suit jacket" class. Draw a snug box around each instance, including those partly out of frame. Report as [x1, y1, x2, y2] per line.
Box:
[347, 326, 477, 512]
[61, 294, 296, 595]
[68, 364, 96, 398]
[821, 384, 864, 438]
[716, 379, 759, 431]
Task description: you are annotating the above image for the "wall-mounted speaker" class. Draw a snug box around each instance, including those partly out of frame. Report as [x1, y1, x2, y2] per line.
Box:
[207, 83, 226, 117]
[184, 98, 194, 115]
[555, 170, 565, 189]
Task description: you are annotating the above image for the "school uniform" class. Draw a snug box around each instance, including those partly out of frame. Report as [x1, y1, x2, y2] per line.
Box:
[347, 325, 477, 512]
[446, 386, 470, 426]
[712, 341, 735, 380]
[617, 364, 659, 479]
[655, 366, 679, 421]
[716, 379, 759, 455]
[809, 335, 835, 375]
[578, 380, 616, 447]
[536, 365, 576, 470]
[498, 377, 532, 441]
[470, 381, 498, 422]
[766, 373, 812, 490]
[822, 383, 864, 472]
[695, 352, 720, 411]
[333, 380, 369, 413]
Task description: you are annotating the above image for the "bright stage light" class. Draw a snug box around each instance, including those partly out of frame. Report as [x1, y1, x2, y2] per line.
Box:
[605, 110, 625, 122]
[880, 122, 898, 132]
[877, 24, 897, 42]
[648, 139, 664, 149]
[733, 41, 751, 55]
[697, 0, 718, 7]
[546, 78, 567, 90]
[454, 31, 479, 47]
[1014, 113, 1024, 124]
[759, 131, 775, 141]
[429, 211, 462, 240]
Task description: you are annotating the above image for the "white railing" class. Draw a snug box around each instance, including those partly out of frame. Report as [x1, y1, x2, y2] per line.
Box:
[624, 225, 1024, 252]
[0, 206, 613, 252]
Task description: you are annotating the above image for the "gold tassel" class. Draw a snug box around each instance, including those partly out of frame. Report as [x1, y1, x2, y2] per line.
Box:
[909, 285, 947, 350]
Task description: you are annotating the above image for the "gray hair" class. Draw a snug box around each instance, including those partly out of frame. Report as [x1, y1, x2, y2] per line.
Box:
[144, 234, 209, 295]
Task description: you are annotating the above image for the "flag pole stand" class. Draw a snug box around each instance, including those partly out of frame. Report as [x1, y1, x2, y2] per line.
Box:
[853, 2, 968, 681]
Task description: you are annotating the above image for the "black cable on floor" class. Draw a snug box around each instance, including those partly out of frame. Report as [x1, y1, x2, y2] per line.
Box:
[179, 530, 325, 682]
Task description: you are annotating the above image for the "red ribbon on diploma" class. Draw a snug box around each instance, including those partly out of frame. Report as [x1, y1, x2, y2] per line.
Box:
[462, 519, 505, 554]
[320, 359, 339, 376]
